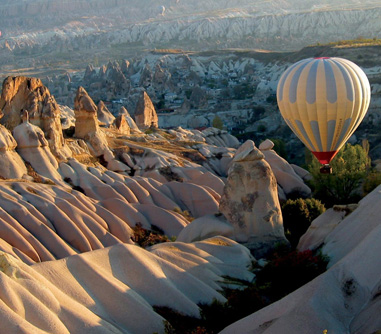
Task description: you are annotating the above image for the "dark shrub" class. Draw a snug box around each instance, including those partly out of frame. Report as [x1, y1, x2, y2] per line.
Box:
[256, 249, 329, 300]
[282, 198, 326, 247]
[363, 171, 381, 195]
[308, 143, 370, 207]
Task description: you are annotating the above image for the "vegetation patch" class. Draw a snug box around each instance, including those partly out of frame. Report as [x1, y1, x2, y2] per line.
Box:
[173, 207, 194, 222]
[159, 167, 184, 182]
[155, 246, 329, 333]
[181, 150, 207, 165]
[322, 37, 381, 47]
[26, 187, 38, 194]
[308, 143, 371, 207]
[255, 247, 329, 301]
[282, 198, 326, 247]
[132, 223, 172, 248]
[25, 161, 44, 183]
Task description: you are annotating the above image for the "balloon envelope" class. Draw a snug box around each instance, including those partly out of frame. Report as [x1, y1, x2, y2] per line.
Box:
[277, 57, 371, 164]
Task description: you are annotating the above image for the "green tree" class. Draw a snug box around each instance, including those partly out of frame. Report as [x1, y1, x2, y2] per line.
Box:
[363, 171, 381, 195]
[212, 115, 223, 130]
[282, 198, 326, 247]
[308, 143, 370, 206]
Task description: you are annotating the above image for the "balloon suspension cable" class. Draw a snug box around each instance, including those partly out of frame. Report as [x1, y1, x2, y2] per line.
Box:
[320, 164, 332, 174]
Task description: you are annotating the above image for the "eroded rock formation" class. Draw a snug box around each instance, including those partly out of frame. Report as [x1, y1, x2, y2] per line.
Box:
[259, 139, 311, 198]
[73, 87, 129, 172]
[0, 76, 69, 159]
[0, 124, 27, 179]
[0, 236, 254, 333]
[12, 111, 64, 185]
[118, 107, 140, 133]
[74, 86, 100, 139]
[114, 115, 131, 134]
[134, 91, 158, 129]
[219, 140, 287, 256]
[97, 100, 115, 127]
[221, 185, 381, 334]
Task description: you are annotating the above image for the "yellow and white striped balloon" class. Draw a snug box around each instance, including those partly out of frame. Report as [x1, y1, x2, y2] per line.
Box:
[277, 57, 371, 164]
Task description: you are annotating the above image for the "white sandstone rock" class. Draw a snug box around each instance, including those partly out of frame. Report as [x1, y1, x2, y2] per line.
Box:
[220, 140, 287, 256]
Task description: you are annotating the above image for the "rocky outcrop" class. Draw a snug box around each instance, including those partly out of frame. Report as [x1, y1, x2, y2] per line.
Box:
[297, 205, 353, 252]
[104, 61, 131, 93]
[118, 107, 141, 133]
[176, 98, 191, 115]
[59, 105, 76, 130]
[152, 64, 172, 91]
[221, 185, 381, 334]
[120, 59, 131, 76]
[134, 91, 158, 129]
[113, 115, 130, 134]
[80, 61, 131, 105]
[0, 125, 27, 179]
[73, 87, 129, 172]
[0, 76, 69, 159]
[259, 139, 311, 199]
[12, 111, 64, 185]
[97, 100, 115, 126]
[74, 86, 99, 139]
[202, 127, 240, 148]
[177, 214, 234, 243]
[83, 64, 97, 83]
[219, 140, 287, 256]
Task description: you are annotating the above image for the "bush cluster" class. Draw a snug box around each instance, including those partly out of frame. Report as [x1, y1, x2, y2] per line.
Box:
[132, 223, 171, 248]
[173, 207, 195, 222]
[308, 143, 370, 207]
[282, 198, 326, 247]
[255, 248, 329, 300]
[157, 247, 329, 334]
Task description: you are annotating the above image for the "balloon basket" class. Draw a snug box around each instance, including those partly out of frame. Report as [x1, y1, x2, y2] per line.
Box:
[320, 164, 332, 174]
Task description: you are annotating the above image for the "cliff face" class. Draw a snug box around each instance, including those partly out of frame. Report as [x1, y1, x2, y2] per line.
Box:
[0, 76, 68, 159]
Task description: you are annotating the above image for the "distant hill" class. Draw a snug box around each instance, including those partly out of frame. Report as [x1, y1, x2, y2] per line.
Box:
[1, 0, 380, 49]
[1, 0, 380, 31]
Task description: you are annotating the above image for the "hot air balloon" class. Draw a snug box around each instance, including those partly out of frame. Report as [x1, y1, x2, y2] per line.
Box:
[277, 57, 371, 173]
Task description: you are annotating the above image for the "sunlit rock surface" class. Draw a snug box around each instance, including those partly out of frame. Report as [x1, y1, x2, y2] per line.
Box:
[97, 100, 115, 127]
[13, 113, 64, 185]
[219, 140, 287, 256]
[0, 76, 69, 159]
[221, 186, 381, 334]
[74, 86, 100, 139]
[134, 91, 158, 129]
[0, 124, 27, 179]
[259, 139, 311, 198]
[0, 237, 254, 334]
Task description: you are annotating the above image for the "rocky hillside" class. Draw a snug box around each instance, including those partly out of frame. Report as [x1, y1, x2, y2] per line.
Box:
[0, 75, 379, 333]
[1, 0, 379, 32]
[0, 0, 380, 77]
[0, 75, 305, 332]
[2, 6, 381, 52]
[39, 44, 381, 164]
[222, 184, 381, 333]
